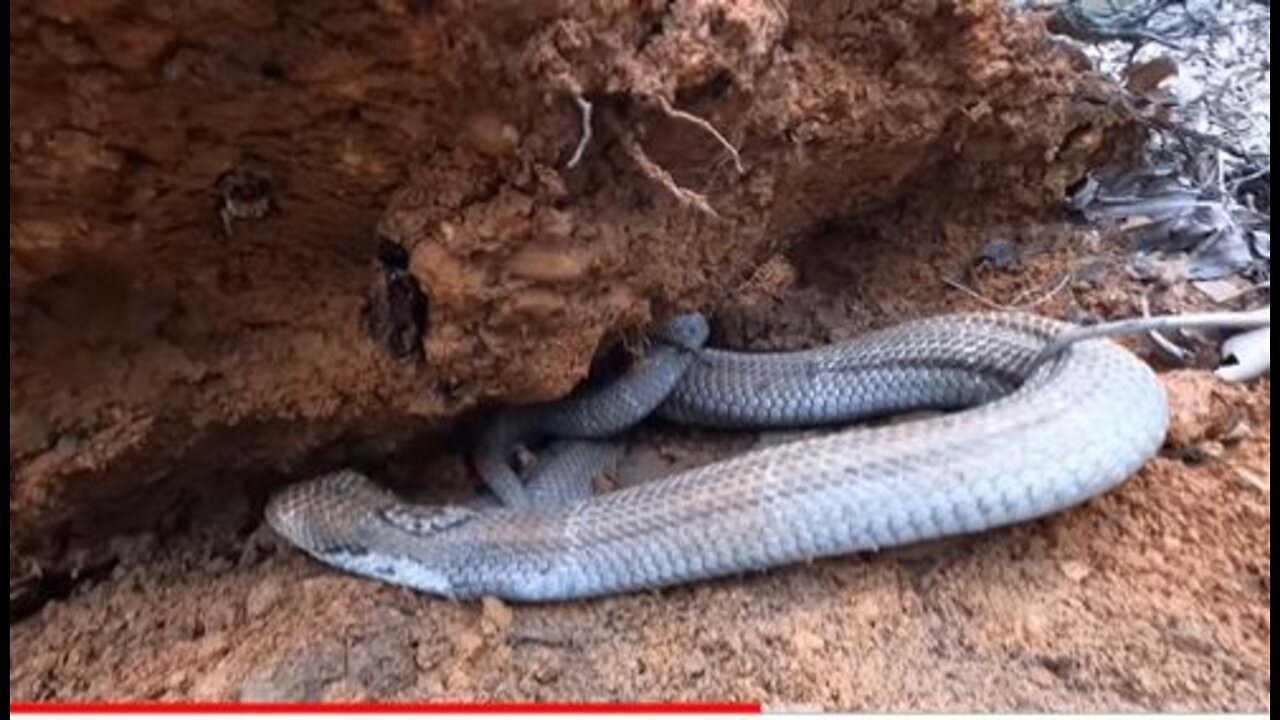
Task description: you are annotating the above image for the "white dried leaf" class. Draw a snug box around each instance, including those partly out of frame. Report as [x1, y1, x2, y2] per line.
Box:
[1217, 326, 1270, 383]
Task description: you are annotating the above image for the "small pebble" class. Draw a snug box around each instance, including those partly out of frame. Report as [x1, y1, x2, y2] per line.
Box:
[1058, 560, 1092, 583]
[245, 579, 284, 618]
[533, 658, 562, 685]
[790, 628, 826, 654]
[979, 239, 1019, 270]
[480, 596, 513, 637]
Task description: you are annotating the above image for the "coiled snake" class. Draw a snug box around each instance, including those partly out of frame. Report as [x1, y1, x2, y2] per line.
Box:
[267, 312, 1169, 601]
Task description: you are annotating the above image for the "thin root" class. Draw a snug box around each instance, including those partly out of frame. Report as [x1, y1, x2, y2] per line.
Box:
[619, 131, 720, 218]
[657, 97, 745, 175]
[942, 273, 1071, 311]
[566, 95, 594, 169]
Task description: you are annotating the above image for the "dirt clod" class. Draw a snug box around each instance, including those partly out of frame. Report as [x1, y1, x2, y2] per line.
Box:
[1057, 560, 1093, 584]
[481, 597, 515, 639]
[244, 579, 284, 619]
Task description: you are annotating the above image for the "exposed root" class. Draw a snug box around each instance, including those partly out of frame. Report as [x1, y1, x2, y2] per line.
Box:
[565, 95, 594, 169]
[602, 94, 745, 216]
[618, 130, 720, 219]
[941, 272, 1071, 311]
[656, 97, 745, 175]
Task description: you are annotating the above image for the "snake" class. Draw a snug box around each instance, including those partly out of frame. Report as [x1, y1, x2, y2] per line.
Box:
[266, 312, 1170, 602]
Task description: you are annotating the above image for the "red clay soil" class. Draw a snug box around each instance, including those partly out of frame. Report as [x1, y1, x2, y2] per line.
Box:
[7, 0, 1268, 709]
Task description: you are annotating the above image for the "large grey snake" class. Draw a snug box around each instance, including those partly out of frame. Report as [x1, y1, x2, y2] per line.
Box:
[266, 312, 1170, 601]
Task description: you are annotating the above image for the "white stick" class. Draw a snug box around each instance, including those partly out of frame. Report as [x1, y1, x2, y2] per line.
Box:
[566, 96, 594, 169]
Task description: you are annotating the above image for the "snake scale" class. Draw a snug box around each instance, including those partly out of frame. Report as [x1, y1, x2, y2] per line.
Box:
[267, 312, 1169, 601]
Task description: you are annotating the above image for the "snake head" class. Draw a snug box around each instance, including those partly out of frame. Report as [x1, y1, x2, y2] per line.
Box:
[652, 312, 710, 352]
[266, 470, 473, 597]
[266, 470, 392, 553]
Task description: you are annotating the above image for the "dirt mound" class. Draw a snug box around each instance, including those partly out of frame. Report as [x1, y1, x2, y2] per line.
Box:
[10, 0, 1126, 567]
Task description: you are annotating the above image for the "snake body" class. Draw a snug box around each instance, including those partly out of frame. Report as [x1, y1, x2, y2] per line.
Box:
[474, 314, 709, 509]
[267, 313, 1169, 601]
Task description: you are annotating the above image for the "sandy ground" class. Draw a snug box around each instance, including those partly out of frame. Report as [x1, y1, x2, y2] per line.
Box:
[9, 218, 1270, 709]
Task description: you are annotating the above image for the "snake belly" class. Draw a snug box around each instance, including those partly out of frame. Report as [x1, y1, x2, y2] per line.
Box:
[266, 312, 1169, 601]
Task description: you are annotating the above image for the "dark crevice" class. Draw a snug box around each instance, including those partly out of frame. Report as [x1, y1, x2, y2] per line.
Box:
[10, 558, 118, 625]
[364, 237, 429, 362]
